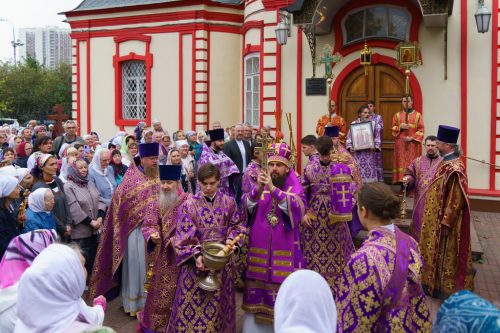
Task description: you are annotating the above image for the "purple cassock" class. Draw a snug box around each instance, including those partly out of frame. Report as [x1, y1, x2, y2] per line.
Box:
[198, 144, 239, 197]
[301, 159, 355, 292]
[242, 142, 307, 324]
[404, 154, 443, 241]
[89, 163, 160, 302]
[167, 191, 246, 333]
[335, 226, 431, 332]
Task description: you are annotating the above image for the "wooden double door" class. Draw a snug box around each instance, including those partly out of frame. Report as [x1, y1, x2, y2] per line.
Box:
[338, 64, 410, 181]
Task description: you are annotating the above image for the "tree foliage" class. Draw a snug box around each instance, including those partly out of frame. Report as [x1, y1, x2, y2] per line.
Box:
[0, 57, 72, 123]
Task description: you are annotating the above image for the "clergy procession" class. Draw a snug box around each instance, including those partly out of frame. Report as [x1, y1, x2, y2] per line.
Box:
[2, 102, 499, 333]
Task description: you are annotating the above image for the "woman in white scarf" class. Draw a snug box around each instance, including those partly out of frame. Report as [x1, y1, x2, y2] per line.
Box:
[15, 243, 106, 333]
[274, 270, 337, 333]
[88, 148, 116, 207]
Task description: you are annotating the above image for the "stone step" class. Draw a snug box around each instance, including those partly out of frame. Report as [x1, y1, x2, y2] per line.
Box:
[470, 217, 483, 261]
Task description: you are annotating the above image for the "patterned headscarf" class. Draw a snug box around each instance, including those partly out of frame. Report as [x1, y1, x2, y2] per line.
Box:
[433, 290, 500, 333]
[67, 160, 89, 186]
[0, 229, 58, 288]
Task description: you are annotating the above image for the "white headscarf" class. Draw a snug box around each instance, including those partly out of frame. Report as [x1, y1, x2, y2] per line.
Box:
[0, 165, 17, 178]
[175, 140, 189, 149]
[15, 168, 29, 183]
[28, 188, 51, 213]
[90, 148, 109, 176]
[274, 270, 337, 333]
[14, 244, 104, 333]
[0, 176, 18, 198]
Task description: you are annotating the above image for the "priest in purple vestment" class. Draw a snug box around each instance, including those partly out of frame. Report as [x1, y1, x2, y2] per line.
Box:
[346, 105, 382, 184]
[302, 136, 355, 292]
[335, 182, 431, 332]
[89, 142, 160, 316]
[242, 142, 306, 327]
[138, 165, 190, 333]
[403, 135, 443, 241]
[198, 128, 239, 197]
[367, 100, 384, 181]
[300, 135, 320, 166]
[168, 163, 246, 333]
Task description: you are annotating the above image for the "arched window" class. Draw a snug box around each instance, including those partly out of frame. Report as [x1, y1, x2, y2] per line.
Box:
[244, 54, 260, 127]
[342, 6, 410, 46]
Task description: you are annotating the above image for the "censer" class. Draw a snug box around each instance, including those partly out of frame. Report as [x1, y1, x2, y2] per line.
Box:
[198, 234, 243, 291]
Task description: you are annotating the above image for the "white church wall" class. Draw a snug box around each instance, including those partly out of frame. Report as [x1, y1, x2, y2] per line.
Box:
[209, 31, 242, 129]
[79, 40, 88, 135]
[182, 33, 193, 131]
[150, 33, 180, 133]
[466, 0, 493, 190]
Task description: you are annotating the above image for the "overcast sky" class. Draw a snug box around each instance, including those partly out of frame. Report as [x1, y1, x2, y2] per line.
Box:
[0, 0, 82, 61]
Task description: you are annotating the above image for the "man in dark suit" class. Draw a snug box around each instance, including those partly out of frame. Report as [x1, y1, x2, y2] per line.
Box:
[223, 124, 251, 206]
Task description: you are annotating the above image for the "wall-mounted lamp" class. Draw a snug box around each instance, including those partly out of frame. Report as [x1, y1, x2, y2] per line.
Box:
[475, 0, 491, 33]
[275, 11, 291, 46]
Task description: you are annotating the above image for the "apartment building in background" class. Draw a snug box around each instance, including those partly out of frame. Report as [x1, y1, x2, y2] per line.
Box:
[18, 26, 71, 68]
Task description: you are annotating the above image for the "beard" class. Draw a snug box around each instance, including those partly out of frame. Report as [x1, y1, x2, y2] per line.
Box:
[159, 189, 178, 211]
[271, 173, 287, 189]
[144, 165, 159, 179]
[426, 151, 438, 158]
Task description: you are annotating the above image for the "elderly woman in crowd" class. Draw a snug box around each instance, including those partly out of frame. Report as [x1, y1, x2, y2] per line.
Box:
[15, 243, 107, 333]
[65, 159, 106, 279]
[15, 141, 32, 168]
[23, 188, 56, 233]
[186, 130, 202, 161]
[120, 136, 138, 167]
[89, 148, 116, 208]
[31, 154, 72, 241]
[0, 176, 21, 258]
[176, 140, 195, 193]
[0, 229, 58, 332]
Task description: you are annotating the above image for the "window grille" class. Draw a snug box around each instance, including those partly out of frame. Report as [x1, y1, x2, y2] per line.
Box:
[122, 60, 146, 119]
[244, 55, 260, 127]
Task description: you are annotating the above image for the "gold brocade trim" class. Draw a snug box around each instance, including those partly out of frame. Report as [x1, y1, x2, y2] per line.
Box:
[330, 175, 352, 183]
[273, 250, 292, 256]
[273, 270, 292, 277]
[255, 314, 274, 325]
[245, 279, 280, 291]
[249, 257, 267, 264]
[248, 265, 267, 273]
[273, 260, 292, 267]
[249, 247, 267, 255]
[242, 303, 275, 317]
[329, 213, 353, 223]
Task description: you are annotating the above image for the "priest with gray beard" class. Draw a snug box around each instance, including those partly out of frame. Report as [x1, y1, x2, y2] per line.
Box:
[139, 164, 191, 332]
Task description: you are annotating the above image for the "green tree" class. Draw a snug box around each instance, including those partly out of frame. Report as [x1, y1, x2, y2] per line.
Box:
[0, 57, 72, 124]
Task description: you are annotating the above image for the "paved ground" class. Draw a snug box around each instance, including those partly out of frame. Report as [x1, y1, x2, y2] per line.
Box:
[102, 210, 500, 332]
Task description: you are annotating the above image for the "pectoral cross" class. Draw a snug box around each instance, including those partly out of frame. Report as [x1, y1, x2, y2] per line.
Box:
[318, 44, 342, 79]
[256, 133, 275, 170]
[337, 184, 349, 208]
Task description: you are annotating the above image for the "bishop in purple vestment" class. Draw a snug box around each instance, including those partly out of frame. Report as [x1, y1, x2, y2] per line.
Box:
[138, 165, 190, 333]
[302, 136, 355, 291]
[403, 135, 442, 241]
[168, 163, 246, 333]
[335, 182, 431, 333]
[242, 142, 306, 325]
[89, 143, 161, 316]
[198, 128, 239, 197]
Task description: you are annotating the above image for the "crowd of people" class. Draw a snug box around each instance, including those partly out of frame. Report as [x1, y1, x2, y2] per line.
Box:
[0, 99, 499, 333]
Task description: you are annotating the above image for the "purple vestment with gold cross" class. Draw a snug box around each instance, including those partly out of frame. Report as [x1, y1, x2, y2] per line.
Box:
[242, 169, 306, 323]
[167, 191, 246, 333]
[335, 226, 431, 332]
[301, 160, 355, 291]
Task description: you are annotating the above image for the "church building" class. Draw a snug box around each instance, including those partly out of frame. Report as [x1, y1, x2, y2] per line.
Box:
[63, 0, 500, 199]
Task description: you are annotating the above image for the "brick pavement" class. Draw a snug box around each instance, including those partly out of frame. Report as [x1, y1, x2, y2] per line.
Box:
[103, 210, 500, 332]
